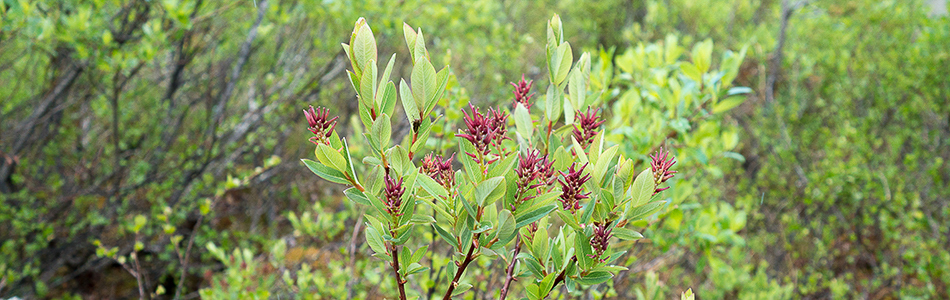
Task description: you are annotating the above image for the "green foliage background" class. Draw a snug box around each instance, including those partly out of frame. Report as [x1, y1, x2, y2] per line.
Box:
[0, 0, 947, 299]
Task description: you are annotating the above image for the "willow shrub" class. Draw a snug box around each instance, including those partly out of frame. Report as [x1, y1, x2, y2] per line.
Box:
[297, 15, 751, 299]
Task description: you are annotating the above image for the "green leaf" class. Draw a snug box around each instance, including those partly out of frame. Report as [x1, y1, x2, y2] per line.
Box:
[359, 59, 377, 105]
[413, 29, 427, 63]
[353, 21, 377, 76]
[377, 53, 396, 100]
[459, 192, 477, 223]
[380, 81, 397, 116]
[342, 138, 359, 183]
[556, 210, 581, 231]
[574, 230, 594, 269]
[411, 58, 437, 112]
[496, 210, 517, 245]
[591, 145, 619, 186]
[629, 169, 655, 208]
[712, 95, 745, 114]
[626, 200, 667, 221]
[574, 271, 612, 285]
[452, 283, 472, 296]
[403, 23, 416, 59]
[486, 154, 517, 179]
[410, 214, 435, 225]
[612, 227, 643, 240]
[416, 174, 448, 198]
[515, 204, 556, 228]
[680, 62, 702, 84]
[132, 215, 147, 233]
[371, 113, 391, 150]
[315, 144, 347, 172]
[568, 65, 587, 107]
[513, 103, 533, 138]
[364, 226, 387, 255]
[427, 66, 451, 116]
[474, 176, 506, 206]
[554, 42, 573, 85]
[433, 223, 459, 250]
[301, 159, 351, 185]
[344, 188, 372, 206]
[400, 79, 419, 121]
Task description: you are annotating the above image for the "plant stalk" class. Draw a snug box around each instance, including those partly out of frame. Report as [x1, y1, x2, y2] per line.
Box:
[390, 242, 408, 300]
[442, 232, 481, 300]
[498, 234, 523, 300]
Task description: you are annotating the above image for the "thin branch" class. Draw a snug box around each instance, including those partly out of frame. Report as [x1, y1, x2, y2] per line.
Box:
[498, 235, 523, 300]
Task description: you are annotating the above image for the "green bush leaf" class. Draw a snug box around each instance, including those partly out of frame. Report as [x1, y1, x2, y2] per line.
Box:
[629, 169, 655, 207]
[301, 159, 350, 185]
[474, 176, 506, 206]
[515, 204, 556, 228]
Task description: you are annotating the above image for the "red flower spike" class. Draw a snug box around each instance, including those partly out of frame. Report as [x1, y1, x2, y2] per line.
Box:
[557, 162, 591, 213]
[589, 222, 612, 260]
[383, 175, 405, 216]
[510, 74, 535, 110]
[514, 149, 557, 204]
[422, 153, 455, 191]
[571, 106, 606, 149]
[303, 105, 339, 145]
[456, 104, 510, 162]
[650, 148, 678, 196]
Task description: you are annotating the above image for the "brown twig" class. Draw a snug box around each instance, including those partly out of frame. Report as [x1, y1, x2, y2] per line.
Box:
[173, 213, 205, 300]
[443, 232, 481, 300]
[390, 242, 408, 300]
[498, 235, 523, 300]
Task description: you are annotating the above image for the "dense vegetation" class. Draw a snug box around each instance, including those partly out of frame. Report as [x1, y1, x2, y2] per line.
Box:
[0, 0, 947, 299]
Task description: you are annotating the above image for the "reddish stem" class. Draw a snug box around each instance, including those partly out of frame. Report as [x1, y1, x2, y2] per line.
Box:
[498, 235, 523, 300]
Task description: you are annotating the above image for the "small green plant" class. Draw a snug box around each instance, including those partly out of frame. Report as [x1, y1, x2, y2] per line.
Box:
[300, 15, 685, 299]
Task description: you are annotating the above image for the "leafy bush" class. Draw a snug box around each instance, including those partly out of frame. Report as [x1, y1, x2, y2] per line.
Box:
[295, 13, 762, 299]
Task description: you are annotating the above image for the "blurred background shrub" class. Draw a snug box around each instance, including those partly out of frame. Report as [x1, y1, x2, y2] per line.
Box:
[0, 0, 947, 299]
